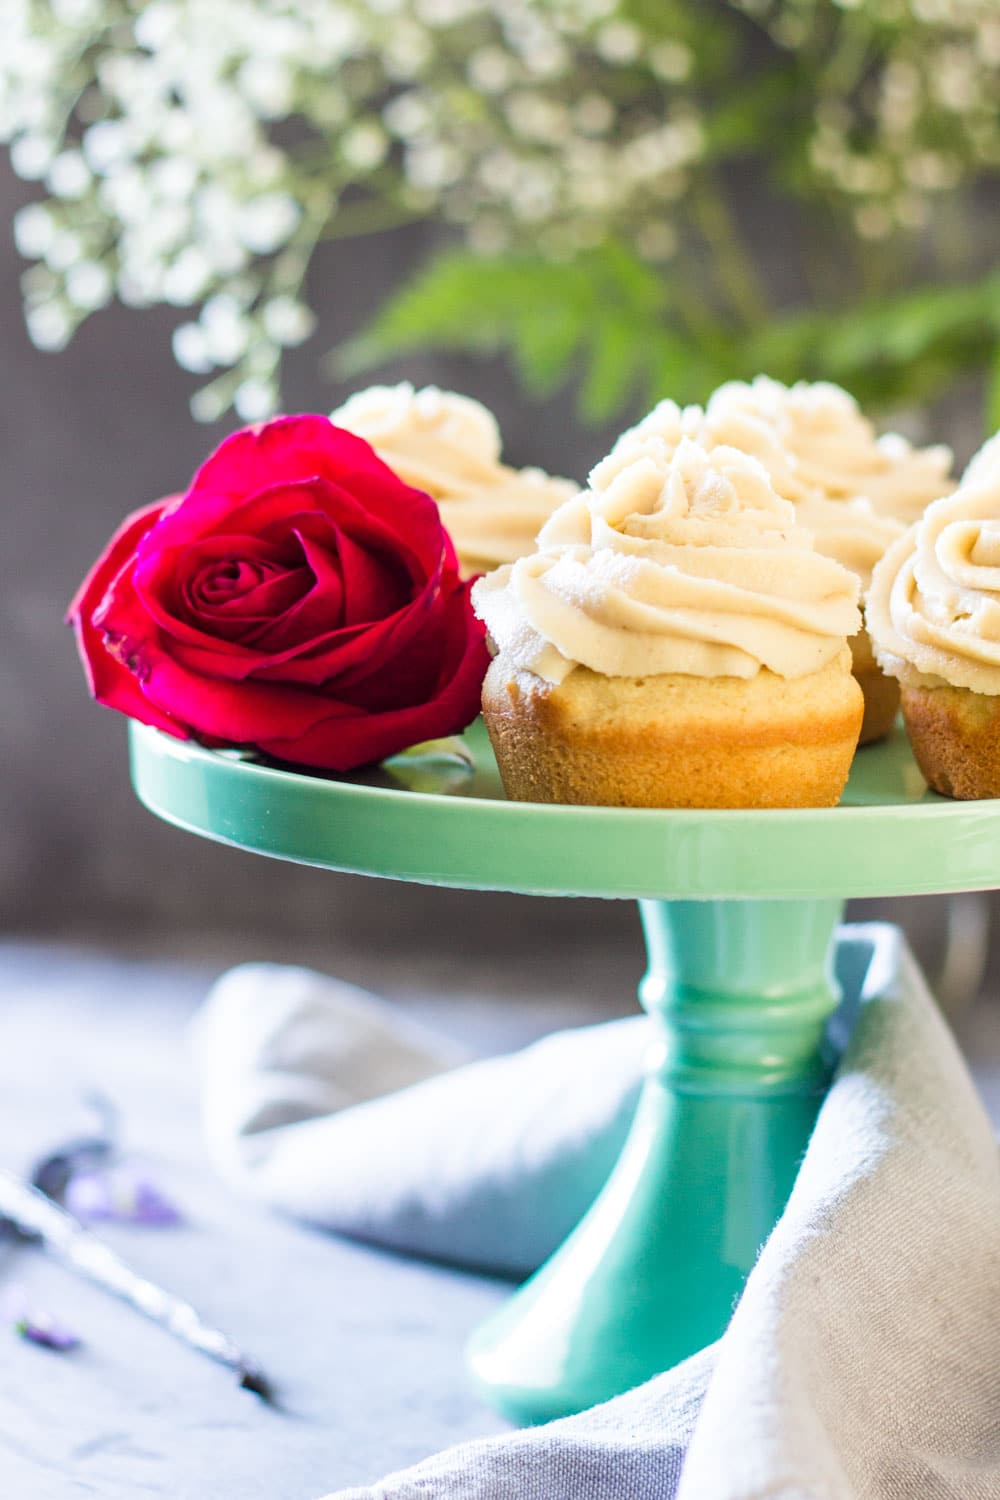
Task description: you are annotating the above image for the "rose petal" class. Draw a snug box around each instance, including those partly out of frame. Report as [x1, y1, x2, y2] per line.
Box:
[256, 586, 489, 770]
[67, 499, 187, 738]
[132, 531, 302, 649]
[187, 415, 401, 509]
[186, 418, 448, 581]
[138, 647, 351, 743]
[245, 578, 440, 687]
[331, 525, 410, 627]
[248, 525, 400, 653]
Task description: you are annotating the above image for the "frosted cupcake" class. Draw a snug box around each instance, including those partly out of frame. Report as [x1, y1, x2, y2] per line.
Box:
[707, 376, 954, 524]
[703, 377, 955, 743]
[867, 440, 1000, 799]
[332, 383, 577, 577]
[473, 437, 863, 809]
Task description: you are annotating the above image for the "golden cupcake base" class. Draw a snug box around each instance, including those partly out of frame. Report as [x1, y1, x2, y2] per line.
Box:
[850, 627, 900, 746]
[482, 650, 864, 809]
[901, 684, 1000, 800]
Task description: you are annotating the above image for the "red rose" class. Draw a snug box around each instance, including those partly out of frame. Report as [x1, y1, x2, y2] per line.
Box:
[69, 414, 489, 771]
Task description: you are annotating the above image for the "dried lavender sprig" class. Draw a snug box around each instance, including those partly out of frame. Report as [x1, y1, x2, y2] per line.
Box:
[0, 1169, 272, 1400]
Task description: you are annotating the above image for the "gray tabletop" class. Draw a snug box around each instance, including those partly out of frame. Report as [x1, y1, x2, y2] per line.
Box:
[2, 936, 998, 1500]
[0, 941, 529, 1500]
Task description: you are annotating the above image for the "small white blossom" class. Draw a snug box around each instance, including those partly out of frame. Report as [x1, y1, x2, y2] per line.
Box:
[234, 376, 279, 420]
[340, 123, 390, 172]
[200, 293, 253, 363]
[236, 193, 300, 255]
[66, 261, 113, 310]
[261, 296, 315, 345]
[11, 133, 55, 180]
[13, 203, 56, 259]
[162, 247, 213, 305]
[82, 119, 133, 174]
[594, 20, 641, 63]
[173, 321, 215, 373]
[45, 229, 84, 272]
[650, 42, 692, 82]
[27, 301, 73, 350]
[238, 58, 294, 118]
[46, 150, 91, 198]
[190, 383, 230, 423]
[467, 47, 513, 92]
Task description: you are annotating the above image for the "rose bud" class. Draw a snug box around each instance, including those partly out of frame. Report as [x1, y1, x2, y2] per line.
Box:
[68, 415, 490, 771]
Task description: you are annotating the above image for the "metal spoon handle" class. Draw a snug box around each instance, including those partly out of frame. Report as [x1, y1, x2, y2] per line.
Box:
[0, 1169, 269, 1396]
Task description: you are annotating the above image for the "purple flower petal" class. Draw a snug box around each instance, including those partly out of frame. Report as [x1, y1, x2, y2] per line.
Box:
[63, 1170, 114, 1221]
[65, 1162, 183, 1226]
[15, 1313, 80, 1352]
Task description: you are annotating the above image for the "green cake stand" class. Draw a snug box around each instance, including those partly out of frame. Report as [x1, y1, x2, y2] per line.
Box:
[129, 717, 1000, 1425]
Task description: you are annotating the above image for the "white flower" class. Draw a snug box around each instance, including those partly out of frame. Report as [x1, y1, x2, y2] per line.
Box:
[46, 150, 91, 198]
[237, 193, 301, 254]
[341, 123, 390, 172]
[10, 133, 55, 180]
[27, 301, 73, 351]
[238, 57, 294, 118]
[234, 376, 278, 420]
[200, 293, 253, 363]
[172, 322, 215, 373]
[45, 229, 84, 272]
[51, 0, 102, 21]
[594, 19, 641, 63]
[650, 41, 692, 82]
[405, 141, 464, 190]
[261, 295, 315, 345]
[83, 119, 135, 174]
[190, 383, 230, 423]
[162, 247, 213, 305]
[467, 47, 513, 92]
[13, 203, 55, 259]
[150, 155, 199, 201]
[66, 261, 113, 311]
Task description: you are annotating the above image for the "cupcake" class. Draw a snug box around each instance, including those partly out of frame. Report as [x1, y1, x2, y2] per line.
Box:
[332, 383, 577, 578]
[867, 442, 1000, 799]
[708, 376, 954, 524]
[703, 377, 955, 743]
[472, 437, 863, 809]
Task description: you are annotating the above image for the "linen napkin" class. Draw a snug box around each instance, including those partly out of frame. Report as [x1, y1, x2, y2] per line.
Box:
[194, 962, 643, 1275]
[195, 926, 1000, 1499]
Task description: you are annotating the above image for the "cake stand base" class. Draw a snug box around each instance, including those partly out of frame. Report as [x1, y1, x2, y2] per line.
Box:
[467, 896, 843, 1424]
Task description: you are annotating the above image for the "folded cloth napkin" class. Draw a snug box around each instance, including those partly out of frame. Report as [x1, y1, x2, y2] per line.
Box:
[194, 965, 644, 1275]
[194, 925, 1000, 1500]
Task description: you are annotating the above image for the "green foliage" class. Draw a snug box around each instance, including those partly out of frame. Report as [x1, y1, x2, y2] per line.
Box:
[340, 243, 1000, 428]
[338, 243, 673, 422]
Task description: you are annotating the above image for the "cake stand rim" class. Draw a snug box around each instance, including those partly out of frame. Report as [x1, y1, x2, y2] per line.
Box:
[128, 721, 1000, 901]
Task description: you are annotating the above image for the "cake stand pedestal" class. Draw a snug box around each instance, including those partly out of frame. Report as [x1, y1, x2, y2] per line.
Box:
[129, 717, 1000, 1424]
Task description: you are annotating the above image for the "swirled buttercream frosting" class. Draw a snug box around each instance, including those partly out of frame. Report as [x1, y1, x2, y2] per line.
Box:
[589, 382, 942, 588]
[472, 437, 861, 685]
[867, 449, 1000, 694]
[332, 383, 577, 576]
[707, 377, 954, 524]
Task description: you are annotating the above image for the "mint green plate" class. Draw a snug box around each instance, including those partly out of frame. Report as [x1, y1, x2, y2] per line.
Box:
[129, 717, 1000, 900]
[128, 717, 1000, 1423]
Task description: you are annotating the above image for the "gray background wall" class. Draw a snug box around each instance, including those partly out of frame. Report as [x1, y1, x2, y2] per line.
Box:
[0, 153, 991, 988]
